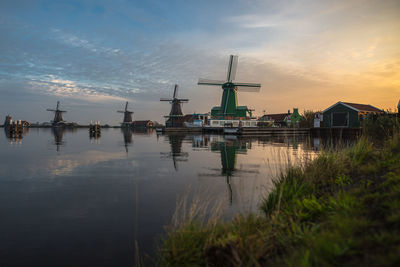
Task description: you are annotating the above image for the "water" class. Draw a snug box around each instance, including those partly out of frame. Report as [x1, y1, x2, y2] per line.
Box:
[0, 128, 319, 266]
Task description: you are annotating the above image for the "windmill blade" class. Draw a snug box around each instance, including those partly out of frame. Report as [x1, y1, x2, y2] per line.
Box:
[117, 111, 125, 113]
[160, 98, 173, 101]
[227, 55, 238, 82]
[235, 82, 261, 87]
[236, 86, 261, 92]
[177, 99, 189, 102]
[198, 78, 225, 86]
[235, 82, 261, 92]
[125, 102, 128, 111]
[56, 101, 60, 110]
[173, 84, 178, 99]
[47, 109, 56, 111]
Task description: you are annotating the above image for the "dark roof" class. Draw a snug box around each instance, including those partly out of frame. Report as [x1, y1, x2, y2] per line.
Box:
[323, 102, 384, 113]
[341, 102, 383, 113]
[260, 113, 289, 121]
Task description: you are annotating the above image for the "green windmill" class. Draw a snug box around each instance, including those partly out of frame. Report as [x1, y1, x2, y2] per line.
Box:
[198, 55, 261, 119]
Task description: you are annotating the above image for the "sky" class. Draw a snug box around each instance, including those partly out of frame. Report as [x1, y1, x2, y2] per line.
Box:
[1, 0, 399, 124]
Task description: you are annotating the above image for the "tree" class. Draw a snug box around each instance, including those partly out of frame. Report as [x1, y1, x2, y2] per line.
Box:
[299, 110, 316, 128]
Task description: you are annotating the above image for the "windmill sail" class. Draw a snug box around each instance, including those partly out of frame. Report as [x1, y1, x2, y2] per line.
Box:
[173, 84, 178, 99]
[197, 55, 262, 119]
[197, 78, 225, 86]
[227, 55, 238, 82]
[235, 82, 261, 92]
[236, 86, 261, 92]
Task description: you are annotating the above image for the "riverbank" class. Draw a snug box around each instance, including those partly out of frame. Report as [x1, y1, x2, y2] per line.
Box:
[159, 132, 400, 266]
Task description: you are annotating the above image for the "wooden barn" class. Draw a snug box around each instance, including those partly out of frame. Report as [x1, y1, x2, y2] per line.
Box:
[259, 112, 290, 127]
[323, 102, 384, 128]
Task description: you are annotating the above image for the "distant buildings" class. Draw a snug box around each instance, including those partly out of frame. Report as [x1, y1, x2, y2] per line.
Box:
[259, 108, 303, 127]
[3, 115, 30, 127]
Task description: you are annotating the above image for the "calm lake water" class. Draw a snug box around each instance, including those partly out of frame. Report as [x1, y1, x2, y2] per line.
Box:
[0, 128, 321, 266]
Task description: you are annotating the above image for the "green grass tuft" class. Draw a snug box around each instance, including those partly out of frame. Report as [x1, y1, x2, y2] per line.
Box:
[158, 128, 400, 266]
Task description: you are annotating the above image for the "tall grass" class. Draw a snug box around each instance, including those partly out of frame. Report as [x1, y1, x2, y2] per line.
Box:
[158, 130, 400, 266]
[362, 113, 400, 141]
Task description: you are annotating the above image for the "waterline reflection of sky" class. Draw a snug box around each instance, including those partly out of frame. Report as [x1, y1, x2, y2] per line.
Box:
[0, 128, 320, 266]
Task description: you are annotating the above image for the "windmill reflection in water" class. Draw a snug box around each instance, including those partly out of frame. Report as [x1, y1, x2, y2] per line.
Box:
[198, 135, 260, 205]
[51, 127, 77, 152]
[160, 134, 189, 171]
[121, 128, 133, 154]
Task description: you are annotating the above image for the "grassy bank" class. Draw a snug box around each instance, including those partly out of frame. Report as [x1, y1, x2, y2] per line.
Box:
[158, 130, 400, 266]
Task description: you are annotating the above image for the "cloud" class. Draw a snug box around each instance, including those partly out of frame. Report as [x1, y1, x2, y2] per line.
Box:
[27, 78, 128, 103]
[0, 0, 399, 123]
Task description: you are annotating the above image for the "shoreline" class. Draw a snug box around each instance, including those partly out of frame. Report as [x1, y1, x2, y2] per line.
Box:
[158, 129, 400, 265]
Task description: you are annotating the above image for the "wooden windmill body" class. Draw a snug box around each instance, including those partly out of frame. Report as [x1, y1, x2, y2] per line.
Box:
[46, 101, 67, 126]
[198, 55, 261, 119]
[117, 102, 134, 127]
[160, 84, 188, 127]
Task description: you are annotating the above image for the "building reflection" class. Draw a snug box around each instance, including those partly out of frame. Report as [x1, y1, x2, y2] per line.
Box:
[121, 128, 133, 154]
[89, 130, 101, 141]
[256, 134, 309, 150]
[4, 127, 29, 144]
[161, 134, 188, 171]
[132, 128, 154, 135]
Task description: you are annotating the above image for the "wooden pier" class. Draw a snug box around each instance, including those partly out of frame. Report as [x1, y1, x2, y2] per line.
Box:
[163, 127, 204, 133]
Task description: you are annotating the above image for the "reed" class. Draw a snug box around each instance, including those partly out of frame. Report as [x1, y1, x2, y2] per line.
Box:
[158, 130, 400, 266]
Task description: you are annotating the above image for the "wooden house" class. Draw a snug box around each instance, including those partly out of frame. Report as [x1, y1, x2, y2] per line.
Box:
[259, 108, 303, 127]
[259, 112, 290, 127]
[322, 102, 384, 128]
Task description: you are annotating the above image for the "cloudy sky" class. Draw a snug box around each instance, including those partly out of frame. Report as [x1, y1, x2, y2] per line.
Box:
[1, 0, 399, 124]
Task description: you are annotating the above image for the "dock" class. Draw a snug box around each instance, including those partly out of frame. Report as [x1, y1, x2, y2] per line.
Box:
[159, 127, 364, 137]
[163, 127, 204, 133]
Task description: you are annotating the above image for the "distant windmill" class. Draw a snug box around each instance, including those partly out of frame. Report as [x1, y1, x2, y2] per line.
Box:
[160, 84, 189, 127]
[198, 55, 261, 119]
[117, 102, 134, 126]
[47, 101, 67, 125]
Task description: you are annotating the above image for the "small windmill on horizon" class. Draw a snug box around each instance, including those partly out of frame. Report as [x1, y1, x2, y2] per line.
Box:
[198, 55, 261, 119]
[117, 102, 134, 127]
[47, 101, 67, 125]
[160, 84, 189, 127]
